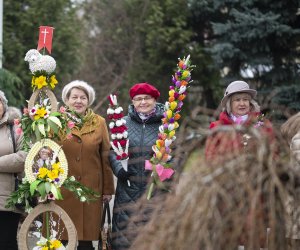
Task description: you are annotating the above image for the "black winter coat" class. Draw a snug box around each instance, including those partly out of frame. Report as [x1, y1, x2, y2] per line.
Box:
[109, 103, 164, 250]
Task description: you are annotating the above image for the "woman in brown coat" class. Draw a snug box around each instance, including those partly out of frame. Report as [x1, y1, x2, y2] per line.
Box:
[57, 80, 115, 250]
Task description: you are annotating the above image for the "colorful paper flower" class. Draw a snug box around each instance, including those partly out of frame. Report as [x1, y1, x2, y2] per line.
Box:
[31, 74, 58, 90]
[146, 55, 194, 200]
[16, 102, 81, 152]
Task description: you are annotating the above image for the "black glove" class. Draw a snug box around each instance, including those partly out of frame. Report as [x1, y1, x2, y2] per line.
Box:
[117, 168, 130, 182]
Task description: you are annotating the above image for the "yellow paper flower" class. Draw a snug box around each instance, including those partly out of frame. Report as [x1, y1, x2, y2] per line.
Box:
[169, 89, 175, 97]
[50, 239, 62, 248]
[49, 75, 58, 89]
[34, 107, 48, 120]
[48, 169, 59, 180]
[38, 167, 48, 179]
[166, 110, 173, 119]
[52, 162, 61, 170]
[182, 70, 190, 78]
[34, 75, 47, 89]
[31, 76, 36, 88]
[170, 101, 177, 110]
[168, 130, 175, 138]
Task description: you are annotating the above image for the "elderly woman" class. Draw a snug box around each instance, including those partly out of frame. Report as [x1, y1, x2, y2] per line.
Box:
[205, 80, 275, 248]
[0, 90, 26, 250]
[109, 82, 164, 250]
[57, 80, 115, 250]
[205, 80, 273, 164]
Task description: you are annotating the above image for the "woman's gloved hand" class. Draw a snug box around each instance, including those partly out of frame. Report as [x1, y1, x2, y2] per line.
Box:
[117, 168, 130, 182]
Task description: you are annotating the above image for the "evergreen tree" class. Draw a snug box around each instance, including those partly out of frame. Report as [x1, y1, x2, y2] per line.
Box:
[80, 0, 218, 116]
[189, 0, 300, 114]
[0, 68, 24, 108]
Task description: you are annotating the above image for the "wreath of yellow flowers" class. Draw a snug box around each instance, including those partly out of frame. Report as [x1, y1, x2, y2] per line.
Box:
[25, 139, 68, 186]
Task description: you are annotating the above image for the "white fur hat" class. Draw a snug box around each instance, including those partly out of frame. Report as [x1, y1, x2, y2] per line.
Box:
[0, 90, 8, 112]
[62, 80, 95, 106]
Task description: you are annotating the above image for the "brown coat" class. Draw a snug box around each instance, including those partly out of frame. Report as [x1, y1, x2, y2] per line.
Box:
[56, 114, 115, 240]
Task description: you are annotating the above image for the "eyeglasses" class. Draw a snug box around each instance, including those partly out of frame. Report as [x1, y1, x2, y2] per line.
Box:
[132, 96, 154, 102]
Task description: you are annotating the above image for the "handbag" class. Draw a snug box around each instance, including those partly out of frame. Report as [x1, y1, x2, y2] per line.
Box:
[98, 202, 113, 250]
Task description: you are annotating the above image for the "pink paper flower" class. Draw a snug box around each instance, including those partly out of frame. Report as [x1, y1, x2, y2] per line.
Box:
[59, 106, 66, 113]
[66, 133, 73, 139]
[47, 193, 55, 200]
[23, 108, 29, 115]
[16, 127, 23, 135]
[67, 120, 75, 129]
[156, 164, 174, 181]
[145, 160, 153, 170]
[14, 119, 20, 125]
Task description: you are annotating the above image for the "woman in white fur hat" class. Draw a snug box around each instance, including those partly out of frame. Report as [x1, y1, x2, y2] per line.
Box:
[0, 90, 27, 250]
[56, 80, 115, 250]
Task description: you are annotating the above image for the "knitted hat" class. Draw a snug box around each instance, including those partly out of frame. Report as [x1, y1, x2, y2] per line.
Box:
[129, 82, 160, 100]
[0, 90, 8, 112]
[62, 80, 95, 106]
[221, 80, 257, 107]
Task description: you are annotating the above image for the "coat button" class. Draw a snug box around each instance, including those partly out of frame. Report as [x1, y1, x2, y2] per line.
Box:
[76, 157, 80, 161]
[78, 139, 82, 143]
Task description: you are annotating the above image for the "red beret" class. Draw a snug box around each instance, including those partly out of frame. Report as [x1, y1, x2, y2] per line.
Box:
[129, 82, 160, 99]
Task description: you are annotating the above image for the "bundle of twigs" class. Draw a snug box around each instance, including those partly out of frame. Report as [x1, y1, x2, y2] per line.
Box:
[129, 126, 297, 250]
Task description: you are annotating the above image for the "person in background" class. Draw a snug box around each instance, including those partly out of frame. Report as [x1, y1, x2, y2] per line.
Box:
[0, 90, 27, 250]
[281, 112, 300, 249]
[205, 80, 275, 248]
[205, 80, 273, 164]
[109, 82, 164, 250]
[57, 80, 115, 250]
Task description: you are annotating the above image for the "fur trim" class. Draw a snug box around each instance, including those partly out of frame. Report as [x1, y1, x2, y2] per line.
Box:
[62, 80, 95, 106]
[0, 90, 8, 112]
[6, 107, 22, 124]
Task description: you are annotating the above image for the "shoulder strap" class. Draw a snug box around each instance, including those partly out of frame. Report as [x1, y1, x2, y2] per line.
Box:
[8, 124, 16, 153]
[8, 124, 17, 179]
[101, 202, 111, 228]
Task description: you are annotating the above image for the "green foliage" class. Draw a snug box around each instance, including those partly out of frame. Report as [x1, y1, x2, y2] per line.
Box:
[3, 0, 85, 100]
[189, 0, 300, 113]
[133, 0, 193, 97]
[208, 0, 300, 84]
[0, 68, 24, 107]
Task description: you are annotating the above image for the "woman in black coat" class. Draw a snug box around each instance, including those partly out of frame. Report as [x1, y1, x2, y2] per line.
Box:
[109, 82, 164, 250]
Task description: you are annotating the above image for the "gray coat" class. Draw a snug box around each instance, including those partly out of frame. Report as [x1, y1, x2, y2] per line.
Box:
[110, 103, 164, 250]
[0, 107, 27, 212]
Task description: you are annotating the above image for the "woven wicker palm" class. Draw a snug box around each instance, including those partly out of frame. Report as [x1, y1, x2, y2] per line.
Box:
[28, 87, 58, 114]
[18, 202, 77, 250]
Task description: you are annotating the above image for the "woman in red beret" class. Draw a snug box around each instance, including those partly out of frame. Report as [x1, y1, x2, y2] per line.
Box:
[109, 82, 164, 250]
